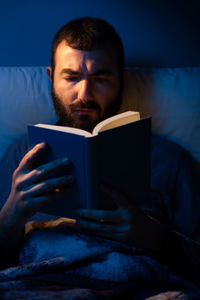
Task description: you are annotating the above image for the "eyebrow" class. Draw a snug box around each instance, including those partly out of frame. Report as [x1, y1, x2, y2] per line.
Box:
[60, 68, 113, 76]
[93, 69, 112, 76]
[60, 68, 80, 75]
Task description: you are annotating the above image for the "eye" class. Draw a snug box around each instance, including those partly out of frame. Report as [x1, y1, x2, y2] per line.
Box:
[95, 76, 108, 82]
[64, 76, 79, 82]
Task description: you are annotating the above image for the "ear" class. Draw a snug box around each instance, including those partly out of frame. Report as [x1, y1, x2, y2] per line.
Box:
[46, 66, 53, 82]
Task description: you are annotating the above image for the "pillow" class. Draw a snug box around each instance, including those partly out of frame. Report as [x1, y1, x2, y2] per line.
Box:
[0, 66, 199, 163]
[0, 67, 57, 159]
[121, 67, 200, 163]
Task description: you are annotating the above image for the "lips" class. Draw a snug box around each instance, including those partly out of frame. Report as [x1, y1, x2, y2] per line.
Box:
[70, 100, 101, 112]
[73, 108, 97, 115]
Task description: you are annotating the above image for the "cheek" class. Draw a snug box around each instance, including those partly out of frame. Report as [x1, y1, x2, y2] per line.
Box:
[95, 84, 120, 110]
[54, 81, 77, 105]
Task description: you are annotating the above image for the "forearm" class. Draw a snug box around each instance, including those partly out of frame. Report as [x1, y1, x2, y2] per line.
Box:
[0, 205, 25, 269]
[145, 214, 200, 283]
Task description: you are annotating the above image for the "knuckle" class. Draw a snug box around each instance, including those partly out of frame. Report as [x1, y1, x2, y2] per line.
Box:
[12, 168, 19, 180]
[35, 168, 44, 177]
[12, 172, 23, 191]
[15, 179, 23, 191]
[20, 191, 28, 202]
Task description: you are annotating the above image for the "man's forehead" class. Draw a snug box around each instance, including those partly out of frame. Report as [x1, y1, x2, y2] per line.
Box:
[54, 41, 118, 72]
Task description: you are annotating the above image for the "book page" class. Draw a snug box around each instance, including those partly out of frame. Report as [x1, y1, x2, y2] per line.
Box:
[92, 111, 140, 135]
[35, 124, 92, 137]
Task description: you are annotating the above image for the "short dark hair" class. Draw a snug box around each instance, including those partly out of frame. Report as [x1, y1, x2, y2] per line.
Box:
[51, 17, 124, 76]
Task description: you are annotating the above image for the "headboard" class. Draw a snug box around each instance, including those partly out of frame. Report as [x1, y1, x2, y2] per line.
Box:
[0, 66, 199, 163]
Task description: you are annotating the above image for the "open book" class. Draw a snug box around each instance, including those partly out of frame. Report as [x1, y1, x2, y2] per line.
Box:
[28, 111, 151, 218]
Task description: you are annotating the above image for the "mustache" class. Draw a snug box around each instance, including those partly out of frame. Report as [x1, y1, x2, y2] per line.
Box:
[69, 100, 101, 112]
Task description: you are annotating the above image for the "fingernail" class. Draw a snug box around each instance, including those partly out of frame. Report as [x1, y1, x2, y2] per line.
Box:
[40, 142, 47, 147]
[34, 142, 46, 150]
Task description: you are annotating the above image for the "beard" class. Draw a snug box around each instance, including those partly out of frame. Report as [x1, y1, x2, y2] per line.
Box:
[51, 85, 122, 133]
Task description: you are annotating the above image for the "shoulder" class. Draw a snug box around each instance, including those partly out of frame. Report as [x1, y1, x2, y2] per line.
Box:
[151, 135, 183, 173]
[0, 135, 29, 167]
[151, 135, 184, 157]
[151, 134, 198, 170]
[150, 135, 199, 194]
[150, 134, 195, 172]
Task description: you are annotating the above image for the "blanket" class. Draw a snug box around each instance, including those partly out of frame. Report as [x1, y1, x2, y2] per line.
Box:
[0, 218, 200, 299]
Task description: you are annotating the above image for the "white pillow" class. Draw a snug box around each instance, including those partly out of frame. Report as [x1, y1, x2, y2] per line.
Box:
[0, 67, 57, 159]
[0, 66, 199, 163]
[121, 67, 200, 163]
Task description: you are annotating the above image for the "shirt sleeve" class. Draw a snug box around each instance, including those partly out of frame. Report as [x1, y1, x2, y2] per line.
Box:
[170, 149, 200, 284]
[0, 136, 28, 209]
[150, 136, 200, 284]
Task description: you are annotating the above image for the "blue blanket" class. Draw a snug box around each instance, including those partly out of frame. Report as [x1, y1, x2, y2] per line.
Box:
[0, 219, 200, 300]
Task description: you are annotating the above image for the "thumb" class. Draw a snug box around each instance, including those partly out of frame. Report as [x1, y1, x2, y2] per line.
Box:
[20, 142, 48, 171]
[100, 182, 132, 209]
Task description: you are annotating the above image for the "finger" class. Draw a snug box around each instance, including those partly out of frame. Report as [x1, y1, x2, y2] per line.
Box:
[24, 189, 70, 214]
[76, 208, 120, 224]
[25, 175, 74, 197]
[20, 157, 70, 188]
[100, 182, 133, 210]
[22, 186, 72, 218]
[94, 231, 128, 244]
[77, 218, 124, 234]
[19, 142, 47, 171]
[33, 156, 70, 179]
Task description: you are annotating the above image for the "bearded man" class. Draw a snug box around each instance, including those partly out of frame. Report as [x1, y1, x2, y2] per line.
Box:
[0, 18, 199, 294]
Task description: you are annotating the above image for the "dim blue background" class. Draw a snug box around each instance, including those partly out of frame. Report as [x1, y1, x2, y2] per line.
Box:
[0, 0, 200, 67]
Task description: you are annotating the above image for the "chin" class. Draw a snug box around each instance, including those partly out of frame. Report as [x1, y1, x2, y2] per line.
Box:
[75, 116, 100, 132]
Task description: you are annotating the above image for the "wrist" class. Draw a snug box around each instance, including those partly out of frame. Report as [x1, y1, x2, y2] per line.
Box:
[0, 202, 26, 236]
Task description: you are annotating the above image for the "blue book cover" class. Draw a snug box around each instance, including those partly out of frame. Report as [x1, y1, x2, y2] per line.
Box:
[28, 111, 151, 218]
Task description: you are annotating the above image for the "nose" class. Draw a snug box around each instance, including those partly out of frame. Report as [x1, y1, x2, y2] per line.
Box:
[78, 79, 93, 102]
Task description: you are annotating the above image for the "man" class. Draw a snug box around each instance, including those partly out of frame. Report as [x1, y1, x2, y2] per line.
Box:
[0, 17, 199, 288]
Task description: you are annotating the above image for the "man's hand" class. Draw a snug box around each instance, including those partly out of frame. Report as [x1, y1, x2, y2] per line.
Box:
[0, 142, 73, 259]
[0, 142, 74, 268]
[77, 183, 163, 253]
[2, 142, 73, 224]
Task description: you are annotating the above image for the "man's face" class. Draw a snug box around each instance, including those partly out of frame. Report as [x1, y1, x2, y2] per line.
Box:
[49, 41, 123, 131]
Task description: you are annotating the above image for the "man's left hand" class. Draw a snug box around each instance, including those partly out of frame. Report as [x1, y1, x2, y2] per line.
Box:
[76, 183, 163, 253]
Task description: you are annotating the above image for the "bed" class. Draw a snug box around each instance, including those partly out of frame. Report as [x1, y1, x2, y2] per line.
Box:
[0, 66, 200, 299]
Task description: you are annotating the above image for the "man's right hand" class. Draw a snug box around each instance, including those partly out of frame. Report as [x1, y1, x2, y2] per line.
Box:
[0, 142, 73, 268]
[0, 142, 73, 238]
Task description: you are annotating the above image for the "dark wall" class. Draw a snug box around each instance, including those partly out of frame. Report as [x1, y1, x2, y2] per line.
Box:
[0, 0, 199, 67]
